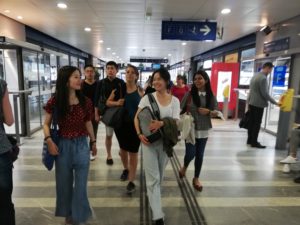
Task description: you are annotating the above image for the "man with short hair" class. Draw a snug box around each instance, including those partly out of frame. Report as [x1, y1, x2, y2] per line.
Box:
[95, 61, 126, 165]
[247, 62, 279, 148]
[81, 64, 98, 160]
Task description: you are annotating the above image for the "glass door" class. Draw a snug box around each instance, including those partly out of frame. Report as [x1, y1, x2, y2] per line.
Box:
[265, 57, 291, 133]
[23, 49, 41, 131]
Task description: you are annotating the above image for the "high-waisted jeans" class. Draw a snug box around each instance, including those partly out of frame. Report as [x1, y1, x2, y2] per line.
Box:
[184, 138, 208, 178]
[55, 136, 92, 224]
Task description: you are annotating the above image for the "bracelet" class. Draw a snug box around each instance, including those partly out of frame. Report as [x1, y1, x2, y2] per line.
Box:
[137, 133, 142, 137]
[90, 140, 96, 144]
[44, 136, 51, 141]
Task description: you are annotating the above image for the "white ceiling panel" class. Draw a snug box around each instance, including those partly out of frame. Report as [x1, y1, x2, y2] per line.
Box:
[0, 0, 300, 64]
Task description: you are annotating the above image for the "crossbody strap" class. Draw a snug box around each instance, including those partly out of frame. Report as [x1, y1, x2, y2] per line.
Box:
[147, 93, 161, 120]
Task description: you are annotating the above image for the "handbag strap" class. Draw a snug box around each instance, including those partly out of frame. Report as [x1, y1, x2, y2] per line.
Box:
[51, 106, 58, 131]
[147, 93, 161, 120]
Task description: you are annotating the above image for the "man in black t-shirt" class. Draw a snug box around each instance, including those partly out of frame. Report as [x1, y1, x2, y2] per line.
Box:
[94, 61, 126, 165]
[82, 64, 98, 161]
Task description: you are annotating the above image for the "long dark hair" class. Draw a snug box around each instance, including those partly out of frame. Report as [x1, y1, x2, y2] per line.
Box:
[190, 70, 214, 108]
[55, 66, 86, 119]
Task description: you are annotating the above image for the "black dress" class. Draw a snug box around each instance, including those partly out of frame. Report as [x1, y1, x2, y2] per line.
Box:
[114, 89, 141, 153]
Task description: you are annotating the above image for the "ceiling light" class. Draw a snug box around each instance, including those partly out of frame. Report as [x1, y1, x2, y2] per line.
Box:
[116, 56, 119, 58]
[84, 27, 91, 32]
[17, 16, 23, 20]
[112, 52, 116, 55]
[99, 40, 104, 43]
[4, 10, 10, 13]
[298, 33, 300, 36]
[106, 47, 111, 51]
[204, 40, 214, 42]
[221, 8, 231, 14]
[182, 42, 187, 46]
[57, 3, 67, 9]
[168, 53, 172, 57]
[164, 57, 167, 59]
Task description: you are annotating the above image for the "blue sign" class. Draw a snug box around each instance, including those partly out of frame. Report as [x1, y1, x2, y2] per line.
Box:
[161, 21, 217, 41]
[273, 66, 287, 87]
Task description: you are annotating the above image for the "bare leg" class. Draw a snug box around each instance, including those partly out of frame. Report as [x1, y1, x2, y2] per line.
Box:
[119, 149, 129, 170]
[106, 135, 112, 159]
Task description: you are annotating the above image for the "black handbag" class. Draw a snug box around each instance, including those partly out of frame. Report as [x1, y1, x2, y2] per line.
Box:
[102, 83, 125, 129]
[137, 93, 163, 143]
[42, 107, 59, 171]
[7, 135, 19, 162]
[239, 110, 250, 129]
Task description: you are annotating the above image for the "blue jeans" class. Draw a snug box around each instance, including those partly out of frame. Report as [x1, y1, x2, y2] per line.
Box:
[184, 138, 208, 178]
[55, 136, 92, 224]
[0, 152, 15, 225]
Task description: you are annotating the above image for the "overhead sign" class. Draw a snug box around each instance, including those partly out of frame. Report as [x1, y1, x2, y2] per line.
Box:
[263, 37, 290, 54]
[273, 65, 287, 87]
[161, 21, 217, 41]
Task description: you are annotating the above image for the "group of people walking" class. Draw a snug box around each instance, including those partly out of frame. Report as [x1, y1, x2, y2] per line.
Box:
[1, 60, 297, 225]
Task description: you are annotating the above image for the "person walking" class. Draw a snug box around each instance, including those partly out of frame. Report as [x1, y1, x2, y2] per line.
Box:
[247, 62, 279, 148]
[178, 70, 218, 192]
[107, 65, 142, 193]
[170, 75, 189, 102]
[43, 66, 97, 225]
[0, 79, 15, 225]
[81, 64, 98, 161]
[94, 61, 126, 165]
[134, 68, 180, 225]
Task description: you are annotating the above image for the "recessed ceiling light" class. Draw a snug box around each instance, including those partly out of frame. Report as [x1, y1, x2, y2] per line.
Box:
[221, 8, 231, 14]
[112, 52, 116, 55]
[84, 27, 91, 32]
[168, 53, 172, 56]
[298, 33, 300, 36]
[116, 56, 119, 58]
[4, 10, 10, 13]
[99, 40, 104, 43]
[182, 42, 187, 46]
[204, 40, 214, 42]
[164, 57, 167, 59]
[57, 3, 67, 9]
[17, 16, 23, 20]
[106, 47, 111, 51]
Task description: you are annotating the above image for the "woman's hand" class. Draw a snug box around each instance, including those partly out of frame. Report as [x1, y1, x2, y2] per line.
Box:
[138, 134, 150, 145]
[210, 110, 218, 117]
[149, 120, 163, 132]
[47, 139, 59, 156]
[117, 98, 125, 106]
[198, 108, 210, 115]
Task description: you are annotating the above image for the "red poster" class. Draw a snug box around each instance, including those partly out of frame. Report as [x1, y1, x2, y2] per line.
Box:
[211, 62, 240, 112]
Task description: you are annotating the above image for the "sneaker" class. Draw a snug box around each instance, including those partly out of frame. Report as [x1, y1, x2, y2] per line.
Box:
[127, 181, 136, 194]
[120, 169, 129, 181]
[280, 156, 297, 164]
[282, 164, 291, 173]
[106, 158, 113, 165]
[90, 152, 96, 161]
[294, 177, 300, 183]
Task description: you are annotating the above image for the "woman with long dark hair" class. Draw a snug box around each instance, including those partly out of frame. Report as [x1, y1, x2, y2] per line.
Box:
[179, 70, 218, 192]
[43, 66, 97, 225]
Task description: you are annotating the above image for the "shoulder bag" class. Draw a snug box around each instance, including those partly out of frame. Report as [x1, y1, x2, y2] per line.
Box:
[137, 93, 163, 143]
[42, 107, 60, 171]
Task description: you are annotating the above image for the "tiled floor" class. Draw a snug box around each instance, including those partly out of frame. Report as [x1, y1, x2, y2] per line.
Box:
[12, 119, 300, 225]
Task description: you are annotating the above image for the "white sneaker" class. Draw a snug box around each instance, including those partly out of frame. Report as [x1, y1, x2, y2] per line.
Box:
[280, 155, 297, 164]
[282, 164, 291, 173]
[90, 153, 96, 161]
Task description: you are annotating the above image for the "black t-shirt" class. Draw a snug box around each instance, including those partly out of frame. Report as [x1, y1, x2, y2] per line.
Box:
[81, 81, 97, 107]
[95, 77, 126, 110]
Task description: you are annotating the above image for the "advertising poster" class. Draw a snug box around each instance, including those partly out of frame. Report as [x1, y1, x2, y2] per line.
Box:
[217, 71, 232, 102]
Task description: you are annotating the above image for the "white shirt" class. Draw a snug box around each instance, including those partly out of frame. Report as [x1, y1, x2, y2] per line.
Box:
[138, 92, 180, 120]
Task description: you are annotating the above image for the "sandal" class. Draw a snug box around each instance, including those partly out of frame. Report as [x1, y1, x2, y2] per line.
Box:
[192, 178, 203, 192]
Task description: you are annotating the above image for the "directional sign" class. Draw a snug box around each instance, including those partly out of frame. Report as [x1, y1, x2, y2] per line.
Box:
[161, 21, 217, 41]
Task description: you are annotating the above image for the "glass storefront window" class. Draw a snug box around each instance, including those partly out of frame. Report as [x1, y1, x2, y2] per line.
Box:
[70, 56, 78, 67]
[239, 48, 256, 86]
[59, 54, 69, 67]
